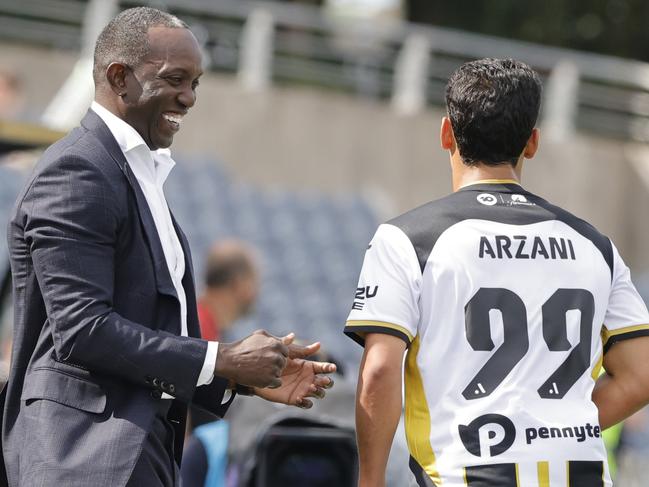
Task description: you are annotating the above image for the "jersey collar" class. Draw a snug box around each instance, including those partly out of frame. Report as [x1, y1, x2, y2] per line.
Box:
[458, 179, 524, 193]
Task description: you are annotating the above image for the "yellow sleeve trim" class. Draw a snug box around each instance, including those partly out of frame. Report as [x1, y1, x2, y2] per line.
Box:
[345, 320, 414, 343]
[601, 323, 649, 343]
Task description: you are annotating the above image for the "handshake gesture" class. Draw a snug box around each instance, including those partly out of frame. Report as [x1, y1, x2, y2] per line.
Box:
[214, 330, 336, 409]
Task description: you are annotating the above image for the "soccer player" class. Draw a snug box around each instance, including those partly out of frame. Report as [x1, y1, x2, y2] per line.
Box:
[344, 58, 649, 487]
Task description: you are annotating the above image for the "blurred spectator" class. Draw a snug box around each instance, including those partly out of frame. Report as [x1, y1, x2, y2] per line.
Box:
[0, 70, 25, 120]
[198, 240, 259, 342]
[190, 241, 261, 431]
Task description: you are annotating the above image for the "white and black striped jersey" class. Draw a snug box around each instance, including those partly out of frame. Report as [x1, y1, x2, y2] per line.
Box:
[344, 180, 649, 487]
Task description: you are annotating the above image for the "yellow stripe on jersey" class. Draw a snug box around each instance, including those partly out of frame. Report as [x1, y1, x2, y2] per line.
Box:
[601, 323, 649, 344]
[515, 464, 521, 486]
[459, 179, 522, 189]
[591, 353, 603, 381]
[537, 462, 550, 487]
[345, 320, 414, 343]
[404, 336, 441, 485]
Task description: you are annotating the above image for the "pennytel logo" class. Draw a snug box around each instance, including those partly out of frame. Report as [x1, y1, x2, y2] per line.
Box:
[477, 193, 498, 206]
[458, 414, 516, 458]
[525, 423, 601, 445]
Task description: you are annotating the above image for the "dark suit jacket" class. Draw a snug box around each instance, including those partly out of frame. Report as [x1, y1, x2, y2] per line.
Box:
[2, 110, 233, 486]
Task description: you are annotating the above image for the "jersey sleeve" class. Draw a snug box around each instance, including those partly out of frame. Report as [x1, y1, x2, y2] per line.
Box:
[344, 223, 421, 347]
[602, 241, 649, 353]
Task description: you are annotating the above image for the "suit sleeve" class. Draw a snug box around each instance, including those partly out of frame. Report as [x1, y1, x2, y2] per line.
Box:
[602, 241, 649, 353]
[20, 155, 224, 404]
[344, 223, 421, 347]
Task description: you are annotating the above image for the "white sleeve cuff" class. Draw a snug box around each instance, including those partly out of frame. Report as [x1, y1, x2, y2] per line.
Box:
[221, 390, 233, 404]
[196, 341, 219, 386]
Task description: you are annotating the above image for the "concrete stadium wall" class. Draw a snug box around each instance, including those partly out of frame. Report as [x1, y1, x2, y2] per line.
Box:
[2, 41, 648, 275]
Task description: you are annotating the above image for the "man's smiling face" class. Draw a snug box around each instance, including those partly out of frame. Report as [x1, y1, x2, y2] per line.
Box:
[122, 26, 202, 150]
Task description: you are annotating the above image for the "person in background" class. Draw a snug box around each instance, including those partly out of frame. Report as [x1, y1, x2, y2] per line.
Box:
[0, 70, 24, 120]
[198, 240, 259, 342]
[191, 240, 261, 430]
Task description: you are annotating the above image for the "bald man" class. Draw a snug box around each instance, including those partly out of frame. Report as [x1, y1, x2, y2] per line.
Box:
[197, 240, 260, 342]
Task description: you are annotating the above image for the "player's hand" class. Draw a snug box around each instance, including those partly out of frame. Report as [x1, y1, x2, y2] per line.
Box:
[214, 330, 289, 388]
[286, 339, 322, 360]
[254, 355, 336, 408]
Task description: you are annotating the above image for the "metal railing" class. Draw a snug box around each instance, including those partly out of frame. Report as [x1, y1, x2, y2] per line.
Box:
[2, 0, 649, 141]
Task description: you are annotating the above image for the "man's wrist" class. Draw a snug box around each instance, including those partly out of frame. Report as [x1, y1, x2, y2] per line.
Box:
[214, 341, 233, 378]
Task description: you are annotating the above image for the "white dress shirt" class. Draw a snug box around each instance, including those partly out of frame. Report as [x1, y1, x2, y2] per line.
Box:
[91, 102, 217, 394]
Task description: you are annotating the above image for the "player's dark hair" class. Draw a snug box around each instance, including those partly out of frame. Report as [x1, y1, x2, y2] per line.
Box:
[445, 58, 542, 167]
[205, 252, 255, 288]
[93, 7, 187, 85]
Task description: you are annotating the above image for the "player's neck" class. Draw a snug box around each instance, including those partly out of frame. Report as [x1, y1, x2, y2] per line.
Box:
[452, 158, 522, 192]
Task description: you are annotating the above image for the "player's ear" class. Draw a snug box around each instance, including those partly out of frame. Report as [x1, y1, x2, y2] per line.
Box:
[523, 128, 540, 159]
[440, 117, 455, 151]
[105, 62, 129, 99]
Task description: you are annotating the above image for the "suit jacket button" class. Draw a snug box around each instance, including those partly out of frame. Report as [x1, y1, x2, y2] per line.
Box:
[145, 375, 152, 385]
[169, 384, 175, 394]
[152, 378, 160, 387]
[160, 381, 168, 390]
[150, 390, 162, 399]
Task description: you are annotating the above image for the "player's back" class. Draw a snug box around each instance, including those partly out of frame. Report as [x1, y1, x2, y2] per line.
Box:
[345, 181, 649, 486]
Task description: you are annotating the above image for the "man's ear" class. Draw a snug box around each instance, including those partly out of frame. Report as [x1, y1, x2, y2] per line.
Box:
[440, 116, 455, 151]
[523, 128, 540, 159]
[105, 62, 129, 97]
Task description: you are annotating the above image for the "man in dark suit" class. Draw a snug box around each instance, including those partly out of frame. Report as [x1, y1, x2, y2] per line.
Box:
[2, 7, 334, 486]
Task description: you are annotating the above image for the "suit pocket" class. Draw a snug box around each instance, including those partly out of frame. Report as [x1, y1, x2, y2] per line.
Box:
[21, 368, 107, 414]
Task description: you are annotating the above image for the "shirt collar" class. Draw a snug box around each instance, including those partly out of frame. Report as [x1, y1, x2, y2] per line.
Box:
[91, 101, 149, 153]
[91, 101, 175, 182]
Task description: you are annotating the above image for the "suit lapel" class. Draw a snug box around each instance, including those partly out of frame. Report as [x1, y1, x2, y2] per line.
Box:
[170, 212, 201, 338]
[80, 110, 177, 299]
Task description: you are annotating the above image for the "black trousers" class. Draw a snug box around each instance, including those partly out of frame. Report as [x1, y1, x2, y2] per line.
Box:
[127, 401, 180, 487]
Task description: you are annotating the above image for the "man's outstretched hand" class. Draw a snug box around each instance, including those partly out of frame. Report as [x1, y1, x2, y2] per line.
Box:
[254, 354, 336, 408]
[214, 330, 290, 389]
[213, 330, 337, 403]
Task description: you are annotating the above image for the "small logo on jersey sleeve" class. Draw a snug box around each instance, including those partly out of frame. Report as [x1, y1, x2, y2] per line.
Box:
[477, 193, 498, 206]
[352, 285, 379, 310]
[458, 413, 516, 457]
